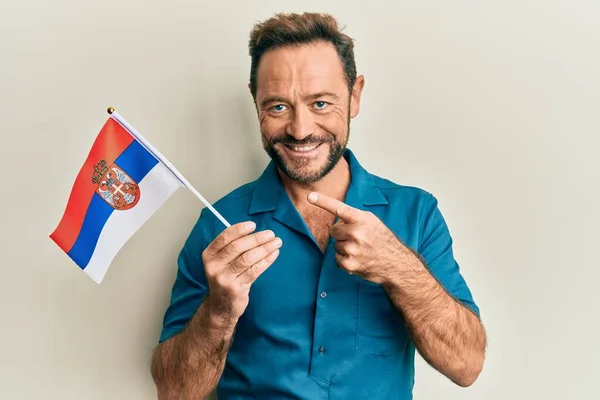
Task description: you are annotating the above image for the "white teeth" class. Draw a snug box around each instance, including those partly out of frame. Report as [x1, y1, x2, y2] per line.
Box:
[289, 145, 318, 152]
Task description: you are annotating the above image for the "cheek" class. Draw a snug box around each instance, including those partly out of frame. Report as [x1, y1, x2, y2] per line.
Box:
[260, 114, 287, 139]
[317, 109, 348, 136]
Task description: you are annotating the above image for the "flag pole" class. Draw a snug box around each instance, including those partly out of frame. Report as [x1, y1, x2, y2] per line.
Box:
[107, 107, 231, 228]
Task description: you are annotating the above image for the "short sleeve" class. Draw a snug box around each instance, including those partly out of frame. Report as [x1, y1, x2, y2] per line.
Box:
[158, 207, 214, 343]
[417, 194, 480, 317]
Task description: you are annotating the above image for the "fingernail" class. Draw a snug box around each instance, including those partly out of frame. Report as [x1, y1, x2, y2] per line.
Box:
[274, 238, 283, 247]
[246, 221, 256, 230]
[308, 192, 318, 202]
[264, 230, 275, 239]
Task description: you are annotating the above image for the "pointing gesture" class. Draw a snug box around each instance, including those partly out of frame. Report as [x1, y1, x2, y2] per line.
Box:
[308, 192, 407, 284]
[307, 192, 361, 224]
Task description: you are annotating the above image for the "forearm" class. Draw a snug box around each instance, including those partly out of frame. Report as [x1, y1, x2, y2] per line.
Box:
[151, 295, 237, 399]
[383, 249, 486, 387]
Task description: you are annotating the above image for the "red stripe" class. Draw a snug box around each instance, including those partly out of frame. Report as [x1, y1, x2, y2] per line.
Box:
[50, 117, 134, 253]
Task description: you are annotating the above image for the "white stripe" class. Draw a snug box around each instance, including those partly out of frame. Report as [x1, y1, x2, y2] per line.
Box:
[84, 162, 182, 284]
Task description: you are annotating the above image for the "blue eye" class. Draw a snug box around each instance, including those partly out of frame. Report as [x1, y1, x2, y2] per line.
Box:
[272, 104, 287, 112]
[314, 101, 328, 109]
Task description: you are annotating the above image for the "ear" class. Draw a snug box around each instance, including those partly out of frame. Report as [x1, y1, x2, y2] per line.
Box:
[349, 75, 365, 119]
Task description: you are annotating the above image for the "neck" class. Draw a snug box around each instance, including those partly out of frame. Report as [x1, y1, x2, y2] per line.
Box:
[279, 157, 351, 207]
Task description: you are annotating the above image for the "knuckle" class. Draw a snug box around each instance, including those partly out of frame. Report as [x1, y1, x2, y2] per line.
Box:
[205, 268, 216, 282]
[213, 234, 227, 249]
[247, 264, 260, 280]
[237, 222, 252, 233]
[255, 230, 273, 245]
[258, 256, 271, 269]
[350, 230, 361, 242]
[253, 258, 267, 271]
[247, 263, 258, 277]
[227, 241, 242, 256]
[262, 230, 274, 241]
[214, 274, 229, 289]
[204, 259, 216, 272]
[235, 224, 246, 234]
[256, 231, 271, 245]
[265, 240, 277, 252]
[239, 252, 253, 266]
[204, 258, 219, 275]
[201, 248, 210, 263]
[266, 238, 281, 251]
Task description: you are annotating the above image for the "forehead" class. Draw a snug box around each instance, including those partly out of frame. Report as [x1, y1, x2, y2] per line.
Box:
[255, 41, 346, 98]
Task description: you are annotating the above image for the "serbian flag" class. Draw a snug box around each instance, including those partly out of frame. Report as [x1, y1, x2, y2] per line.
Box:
[50, 110, 183, 283]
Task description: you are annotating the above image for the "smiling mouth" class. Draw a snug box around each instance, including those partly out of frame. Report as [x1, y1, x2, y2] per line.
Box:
[283, 143, 323, 153]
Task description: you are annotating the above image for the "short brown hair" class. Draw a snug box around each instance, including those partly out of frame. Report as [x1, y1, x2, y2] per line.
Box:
[248, 12, 357, 100]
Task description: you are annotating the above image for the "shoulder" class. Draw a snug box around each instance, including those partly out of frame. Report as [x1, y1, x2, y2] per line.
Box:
[213, 179, 257, 208]
[366, 173, 455, 252]
[213, 180, 258, 212]
[365, 172, 445, 236]
[369, 172, 437, 208]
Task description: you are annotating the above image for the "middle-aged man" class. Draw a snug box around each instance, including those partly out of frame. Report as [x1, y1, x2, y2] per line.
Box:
[151, 12, 486, 400]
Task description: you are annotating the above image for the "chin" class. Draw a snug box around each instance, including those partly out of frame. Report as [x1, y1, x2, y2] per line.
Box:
[280, 154, 339, 184]
[265, 140, 345, 185]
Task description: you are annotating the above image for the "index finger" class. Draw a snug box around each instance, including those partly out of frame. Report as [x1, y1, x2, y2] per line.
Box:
[307, 192, 360, 223]
[204, 221, 257, 256]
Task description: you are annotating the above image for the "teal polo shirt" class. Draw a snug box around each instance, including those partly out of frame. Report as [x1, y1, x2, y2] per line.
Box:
[158, 149, 479, 399]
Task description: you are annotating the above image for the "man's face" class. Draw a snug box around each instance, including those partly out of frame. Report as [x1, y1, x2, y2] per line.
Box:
[253, 41, 364, 184]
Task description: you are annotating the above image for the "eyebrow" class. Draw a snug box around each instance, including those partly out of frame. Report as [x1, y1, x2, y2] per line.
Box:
[260, 96, 288, 109]
[307, 91, 341, 101]
[260, 91, 341, 109]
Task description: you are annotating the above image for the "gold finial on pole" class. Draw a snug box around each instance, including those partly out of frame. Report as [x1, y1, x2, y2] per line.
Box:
[107, 107, 115, 114]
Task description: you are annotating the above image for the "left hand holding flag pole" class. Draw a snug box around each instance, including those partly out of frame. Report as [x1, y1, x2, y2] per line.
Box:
[107, 107, 231, 228]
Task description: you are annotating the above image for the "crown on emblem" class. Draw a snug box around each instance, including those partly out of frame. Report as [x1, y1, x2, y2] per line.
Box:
[92, 159, 109, 185]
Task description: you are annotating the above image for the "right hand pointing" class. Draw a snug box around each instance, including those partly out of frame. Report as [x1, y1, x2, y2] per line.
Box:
[202, 221, 282, 321]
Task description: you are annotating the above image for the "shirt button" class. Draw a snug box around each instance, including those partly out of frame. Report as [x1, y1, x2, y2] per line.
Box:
[318, 346, 326, 354]
[320, 291, 327, 299]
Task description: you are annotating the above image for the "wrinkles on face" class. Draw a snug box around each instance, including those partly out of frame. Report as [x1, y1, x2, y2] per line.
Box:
[259, 96, 348, 143]
[254, 42, 355, 184]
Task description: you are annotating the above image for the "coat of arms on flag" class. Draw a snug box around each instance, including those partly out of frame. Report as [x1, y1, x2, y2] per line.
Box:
[50, 110, 182, 283]
[50, 107, 230, 284]
[93, 159, 141, 210]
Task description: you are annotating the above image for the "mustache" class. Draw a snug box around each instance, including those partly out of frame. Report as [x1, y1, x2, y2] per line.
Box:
[269, 135, 333, 146]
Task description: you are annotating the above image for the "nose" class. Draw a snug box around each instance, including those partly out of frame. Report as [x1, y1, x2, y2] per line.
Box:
[286, 105, 315, 140]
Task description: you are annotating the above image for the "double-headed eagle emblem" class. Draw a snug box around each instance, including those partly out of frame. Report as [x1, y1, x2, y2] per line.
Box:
[92, 159, 140, 210]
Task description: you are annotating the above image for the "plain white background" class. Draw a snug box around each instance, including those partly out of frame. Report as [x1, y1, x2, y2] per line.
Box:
[1, 1, 598, 399]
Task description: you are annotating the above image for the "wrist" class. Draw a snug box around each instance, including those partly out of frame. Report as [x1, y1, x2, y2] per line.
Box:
[381, 244, 422, 291]
[204, 294, 239, 330]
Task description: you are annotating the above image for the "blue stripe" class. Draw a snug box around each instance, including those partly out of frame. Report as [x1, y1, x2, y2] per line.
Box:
[67, 140, 159, 269]
[114, 141, 159, 183]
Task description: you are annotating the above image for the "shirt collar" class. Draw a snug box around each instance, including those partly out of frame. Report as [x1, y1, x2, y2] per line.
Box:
[248, 148, 388, 216]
